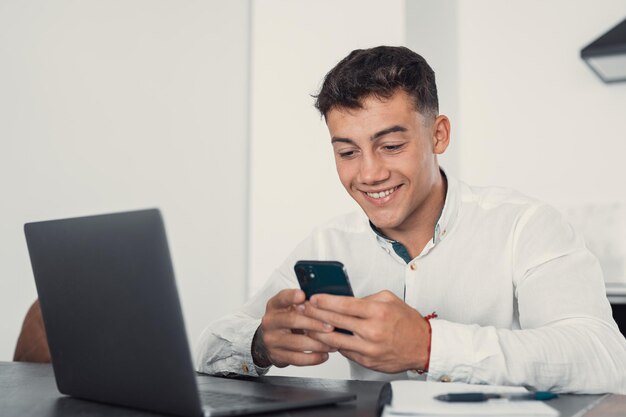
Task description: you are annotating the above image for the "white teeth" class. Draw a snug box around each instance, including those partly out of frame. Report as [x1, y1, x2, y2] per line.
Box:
[366, 186, 397, 199]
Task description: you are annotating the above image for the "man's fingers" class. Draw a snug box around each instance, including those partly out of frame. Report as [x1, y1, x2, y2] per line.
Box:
[362, 289, 399, 303]
[269, 333, 337, 353]
[303, 302, 361, 332]
[267, 289, 306, 310]
[308, 330, 362, 352]
[309, 294, 373, 317]
[337, 349, 367, 366]
[266, 309, 334, 333]
[271, 350, 330, 367]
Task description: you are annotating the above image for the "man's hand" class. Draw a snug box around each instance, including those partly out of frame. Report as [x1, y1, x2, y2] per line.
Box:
[252, 289, 336, 368]
[303, 290, 430, 373]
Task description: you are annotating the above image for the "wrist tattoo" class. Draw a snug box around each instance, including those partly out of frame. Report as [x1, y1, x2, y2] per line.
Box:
[251, 326, 272, 368]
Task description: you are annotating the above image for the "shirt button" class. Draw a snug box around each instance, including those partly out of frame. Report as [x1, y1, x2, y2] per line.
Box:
[241, 363, 249, 373]
[439, 375, 451, 383]
[410, 263, 417, 271]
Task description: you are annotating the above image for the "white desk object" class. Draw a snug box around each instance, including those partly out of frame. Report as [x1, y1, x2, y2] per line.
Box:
[381, 380, 559, 416]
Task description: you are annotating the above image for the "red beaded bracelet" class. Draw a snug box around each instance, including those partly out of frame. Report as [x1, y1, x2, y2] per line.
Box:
[416, 312, 438, 375]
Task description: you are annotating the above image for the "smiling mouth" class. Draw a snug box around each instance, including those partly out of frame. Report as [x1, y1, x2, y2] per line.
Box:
[364, 186, 399, 199]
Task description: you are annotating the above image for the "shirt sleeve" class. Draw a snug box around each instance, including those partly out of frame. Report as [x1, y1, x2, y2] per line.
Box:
[195, 313, 267, 376]
[426, 204, 626, 394]
[195, 234, 318, 376]
[194, 266, 296, 376]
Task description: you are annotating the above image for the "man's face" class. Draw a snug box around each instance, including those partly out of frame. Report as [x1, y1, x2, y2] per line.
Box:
[326, 90, 448, 236]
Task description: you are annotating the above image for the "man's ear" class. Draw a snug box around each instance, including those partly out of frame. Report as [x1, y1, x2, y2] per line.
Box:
[431, 115, 451, 155]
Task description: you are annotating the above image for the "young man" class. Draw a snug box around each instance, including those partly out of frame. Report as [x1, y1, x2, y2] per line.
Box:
[196, 46, 626, 393]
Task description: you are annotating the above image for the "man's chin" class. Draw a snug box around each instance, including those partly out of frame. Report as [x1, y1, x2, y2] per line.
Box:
[366, 215, 401, 234]
[355, 201, 402, 231]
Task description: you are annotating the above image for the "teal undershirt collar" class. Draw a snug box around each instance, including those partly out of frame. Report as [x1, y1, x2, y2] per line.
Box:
[369, 221, 413, 264]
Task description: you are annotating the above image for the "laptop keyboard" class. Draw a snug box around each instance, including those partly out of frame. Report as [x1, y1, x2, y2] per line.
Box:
[198, 390, 279, 409]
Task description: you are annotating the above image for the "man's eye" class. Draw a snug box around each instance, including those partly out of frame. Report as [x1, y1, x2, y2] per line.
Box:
[383, 144, 403, 151]
[338, 150, 355, 158]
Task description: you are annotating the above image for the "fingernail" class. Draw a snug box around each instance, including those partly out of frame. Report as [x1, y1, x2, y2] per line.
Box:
[310, 296, 318, 306]
[295, 304, 305, 312]
[323, 323, 333, 330]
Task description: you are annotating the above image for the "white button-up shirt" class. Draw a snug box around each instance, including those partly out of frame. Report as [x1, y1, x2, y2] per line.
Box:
[196, 174, 626, 393]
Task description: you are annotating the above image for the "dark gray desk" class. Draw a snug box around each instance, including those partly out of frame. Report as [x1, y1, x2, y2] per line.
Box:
[0, 361, 616, 417]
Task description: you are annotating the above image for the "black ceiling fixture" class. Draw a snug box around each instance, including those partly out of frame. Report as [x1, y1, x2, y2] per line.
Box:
[581, 17, 626, 83]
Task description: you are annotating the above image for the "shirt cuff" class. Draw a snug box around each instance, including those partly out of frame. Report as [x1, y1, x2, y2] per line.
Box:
[197, 318, 270, 377]
[426, 319, 500, 383]
[236, 321, 270, 376]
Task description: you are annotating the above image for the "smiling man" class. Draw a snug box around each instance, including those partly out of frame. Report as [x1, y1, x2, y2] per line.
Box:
[327, 89, 447, 257]
[196, 46, 626, 393]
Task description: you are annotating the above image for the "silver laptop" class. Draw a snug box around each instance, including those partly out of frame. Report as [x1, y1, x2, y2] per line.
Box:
[24, 209, 355, 416]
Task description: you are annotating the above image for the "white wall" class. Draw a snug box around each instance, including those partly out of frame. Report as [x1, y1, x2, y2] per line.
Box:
[249, 0, 405, 378]
[457, 0, 626, 206]
[0, 0, 249, 361]
[406, 0, 460, 178]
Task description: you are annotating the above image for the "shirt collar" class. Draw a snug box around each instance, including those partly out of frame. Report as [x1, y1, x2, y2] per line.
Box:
[436, 168, 460, 245]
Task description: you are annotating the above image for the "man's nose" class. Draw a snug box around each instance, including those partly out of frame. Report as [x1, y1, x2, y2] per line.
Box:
[358, 154, 390, 184]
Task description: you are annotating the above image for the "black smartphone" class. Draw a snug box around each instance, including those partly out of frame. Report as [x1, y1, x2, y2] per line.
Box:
[294, 260, 354, 335]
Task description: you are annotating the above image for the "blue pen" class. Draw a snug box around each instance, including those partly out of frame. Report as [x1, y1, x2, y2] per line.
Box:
[435, 391, 558, 402]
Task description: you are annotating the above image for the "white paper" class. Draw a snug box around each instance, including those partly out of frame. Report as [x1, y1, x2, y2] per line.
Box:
[383, 380, 559, 416]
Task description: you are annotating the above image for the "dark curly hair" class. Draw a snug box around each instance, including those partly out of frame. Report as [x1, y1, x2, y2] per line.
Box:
[314, 46, 438, 120]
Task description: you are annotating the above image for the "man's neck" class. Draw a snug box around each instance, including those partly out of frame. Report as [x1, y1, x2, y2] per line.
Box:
[380, 172, 447, 259]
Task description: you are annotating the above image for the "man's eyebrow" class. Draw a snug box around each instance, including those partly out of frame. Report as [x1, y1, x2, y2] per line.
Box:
[331, 125, 407, 145]
[331, 137, 355, 145]
[371, 125, 407, 140]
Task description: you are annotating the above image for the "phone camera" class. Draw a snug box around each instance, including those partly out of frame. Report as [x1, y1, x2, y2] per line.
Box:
[309, 273, 315, 279]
